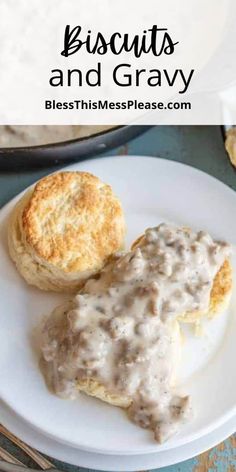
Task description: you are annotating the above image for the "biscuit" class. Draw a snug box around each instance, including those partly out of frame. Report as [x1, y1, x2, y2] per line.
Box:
[40, 300, 181, 409]
[8, 171, 125, 292]
[178, 259, 233, 323]
[132, 233, 233, 323]
[75, 318, 181, 408]
[40, 226, 232, 413]
[75, 264, 232, 408]
[225, 128, 236, 168]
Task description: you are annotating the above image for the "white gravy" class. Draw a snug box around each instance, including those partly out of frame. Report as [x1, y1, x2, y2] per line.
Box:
[0, 125, 113, 148]
[40, 224, 231, 443]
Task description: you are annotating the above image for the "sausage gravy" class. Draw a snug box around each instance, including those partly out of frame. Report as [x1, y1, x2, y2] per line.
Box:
[40, 224, 231, 442]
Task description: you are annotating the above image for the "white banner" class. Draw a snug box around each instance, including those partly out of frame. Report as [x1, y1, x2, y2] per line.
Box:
[0, 0, 235, 124]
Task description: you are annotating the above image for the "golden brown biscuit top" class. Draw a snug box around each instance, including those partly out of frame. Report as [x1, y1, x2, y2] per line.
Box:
[22, 171, 125, 273]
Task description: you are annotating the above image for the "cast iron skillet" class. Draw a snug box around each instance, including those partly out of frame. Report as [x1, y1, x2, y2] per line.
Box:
[0, 125, 150, 171]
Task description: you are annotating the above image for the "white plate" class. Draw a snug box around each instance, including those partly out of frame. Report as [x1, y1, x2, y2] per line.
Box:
[0, 156, 236, 456]
[0, 400, 235, 471]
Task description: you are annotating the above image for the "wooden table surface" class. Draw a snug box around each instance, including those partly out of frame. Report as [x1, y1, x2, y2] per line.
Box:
[0, 125, 235, 471]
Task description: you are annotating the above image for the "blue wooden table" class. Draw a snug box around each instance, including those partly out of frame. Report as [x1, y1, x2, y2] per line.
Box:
[0, 126, 235, 471]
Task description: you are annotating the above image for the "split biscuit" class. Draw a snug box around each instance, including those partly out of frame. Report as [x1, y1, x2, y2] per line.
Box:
[132, 233, 233, 323]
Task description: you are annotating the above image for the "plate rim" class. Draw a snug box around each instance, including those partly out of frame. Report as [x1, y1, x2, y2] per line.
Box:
[0, 400, 235, 471]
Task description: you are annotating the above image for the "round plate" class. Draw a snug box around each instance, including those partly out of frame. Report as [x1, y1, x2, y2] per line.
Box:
[0, 401, 235, 470]
[0, 156, 236, 455]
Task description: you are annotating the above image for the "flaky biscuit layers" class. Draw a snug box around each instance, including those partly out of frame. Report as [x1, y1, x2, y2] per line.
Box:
[8, 171, 125, 292]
